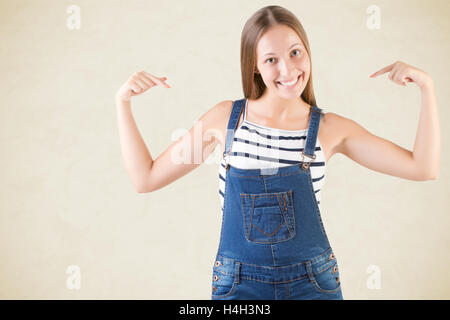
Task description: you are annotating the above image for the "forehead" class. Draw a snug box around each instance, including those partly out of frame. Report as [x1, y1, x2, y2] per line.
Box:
[256, 24, 303, 53]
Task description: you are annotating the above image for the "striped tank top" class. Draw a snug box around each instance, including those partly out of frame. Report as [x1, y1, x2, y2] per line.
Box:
[218, 99, 327, 212]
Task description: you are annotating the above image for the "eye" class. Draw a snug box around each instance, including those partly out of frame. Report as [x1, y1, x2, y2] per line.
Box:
[265, 49, 301, 63]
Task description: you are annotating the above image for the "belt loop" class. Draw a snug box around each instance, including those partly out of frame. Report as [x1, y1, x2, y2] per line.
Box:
[306, 261, 315, 282]
[234, 262, 241, 284]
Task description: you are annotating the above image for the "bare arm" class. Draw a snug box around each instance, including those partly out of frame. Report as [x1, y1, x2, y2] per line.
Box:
[115, 71, 171, 192]
[115, 70, 230, 193]
[138, 100, 230, 193]
[116, 98, 154, 192]
[333, 113, 431, 181]
[411, 80, 440, 178]
[333, 61, 440, 181]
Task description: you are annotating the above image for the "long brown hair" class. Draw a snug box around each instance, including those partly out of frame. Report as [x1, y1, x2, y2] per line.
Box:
[240, 5, 317, 107]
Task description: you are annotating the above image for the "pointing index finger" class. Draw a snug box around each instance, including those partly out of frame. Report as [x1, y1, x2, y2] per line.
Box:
[370, 63, 395, 78]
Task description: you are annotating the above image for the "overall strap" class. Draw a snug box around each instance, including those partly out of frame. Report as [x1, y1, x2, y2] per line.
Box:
[302, 105, 324, 170]
[223, 99, 245, 163]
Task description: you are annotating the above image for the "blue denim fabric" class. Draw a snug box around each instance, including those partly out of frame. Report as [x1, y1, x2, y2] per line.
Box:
[211, 99, 343, 300]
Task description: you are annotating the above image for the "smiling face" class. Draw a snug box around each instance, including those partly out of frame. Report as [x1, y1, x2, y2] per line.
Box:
[255, 24, 311, 101]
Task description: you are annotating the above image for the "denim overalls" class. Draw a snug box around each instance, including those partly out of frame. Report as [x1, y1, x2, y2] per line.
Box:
[211, 98, 343, 300]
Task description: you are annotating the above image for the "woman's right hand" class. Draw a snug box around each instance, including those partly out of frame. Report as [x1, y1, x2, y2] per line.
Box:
[115, 71, 171, 102]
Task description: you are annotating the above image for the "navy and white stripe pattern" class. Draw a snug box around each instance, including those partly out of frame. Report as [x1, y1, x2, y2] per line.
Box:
[219, 107, 327, 213]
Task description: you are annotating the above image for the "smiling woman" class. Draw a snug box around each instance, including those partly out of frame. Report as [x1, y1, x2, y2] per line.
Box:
[115, 4, 440, 301]
[241, 15, 316, 108]
[211, 6, 347, 300]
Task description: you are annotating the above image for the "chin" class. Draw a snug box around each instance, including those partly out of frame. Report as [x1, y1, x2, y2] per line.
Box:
[274, 87, 305, 99]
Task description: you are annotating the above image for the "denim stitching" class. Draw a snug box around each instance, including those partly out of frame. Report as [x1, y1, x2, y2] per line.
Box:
[310, 278, 341, 294]
[226, 162, 324, 178]
[214, 269, 233, 276]
[211, 280, 239, 298]
[243, 193, 292, 198]
[315, 261, 337, 275]
[214, 248, 336, 284]
[287, 191, 296, 236]
[240, 196, 250, 239]
[213, 263, 240, 298]
[262, 175, 268, 193]
[270, 244, 276, 266]
[241, 192, 295, 244]
[276, 194, 293, 237]
[306, 167, 328, 238]
[229, 169, 304, 178]
[252, 221, 286, 237]
[216, 248, 332, 270]
[240, 274, 309, 284]
[309, 247, 332, 264]
[248, 197, 255, 241]
[216, 176, 228, 253]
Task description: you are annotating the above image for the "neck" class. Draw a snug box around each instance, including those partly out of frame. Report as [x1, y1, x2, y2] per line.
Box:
[257, 89, 310, 117]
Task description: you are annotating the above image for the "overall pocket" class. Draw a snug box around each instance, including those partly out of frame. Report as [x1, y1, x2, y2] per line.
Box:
[240, 190, 295, 244]
[211, 261, 238, 298]
[308, 252, 342, 294]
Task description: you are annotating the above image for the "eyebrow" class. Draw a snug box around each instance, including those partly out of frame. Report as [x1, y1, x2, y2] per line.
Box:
[263, 43, 301, 57]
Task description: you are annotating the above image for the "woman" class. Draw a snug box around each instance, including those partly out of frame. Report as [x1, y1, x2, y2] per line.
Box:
[115, 6, 440, 300]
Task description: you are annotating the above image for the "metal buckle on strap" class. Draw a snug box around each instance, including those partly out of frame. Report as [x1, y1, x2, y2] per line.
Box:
[223, 150, 232, 169]
[301, 151, 316, 170]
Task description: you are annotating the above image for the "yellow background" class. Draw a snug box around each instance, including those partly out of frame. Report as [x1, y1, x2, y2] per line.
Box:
[0, 0, 448, 299]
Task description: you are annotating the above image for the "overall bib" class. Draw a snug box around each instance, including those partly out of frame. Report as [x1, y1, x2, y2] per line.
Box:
[211, 99, 343, 300]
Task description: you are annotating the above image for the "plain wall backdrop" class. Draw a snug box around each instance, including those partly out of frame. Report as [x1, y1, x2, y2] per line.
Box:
[0, 0, 449, 299]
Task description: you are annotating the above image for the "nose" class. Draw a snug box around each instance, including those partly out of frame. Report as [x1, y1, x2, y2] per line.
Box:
[278, 59, 297, 79]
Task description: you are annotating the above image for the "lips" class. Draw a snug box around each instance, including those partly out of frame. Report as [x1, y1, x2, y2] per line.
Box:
[276, 73, 303, 88]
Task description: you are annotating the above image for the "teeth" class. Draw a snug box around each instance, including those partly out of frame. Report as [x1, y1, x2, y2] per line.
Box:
[281, 78, 297, 86]
[278, 74, 302, 87]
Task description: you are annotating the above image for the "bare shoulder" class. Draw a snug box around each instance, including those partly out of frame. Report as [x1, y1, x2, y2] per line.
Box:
[199, 99, 233, 127]
[215, 99, 234, 116]
[194, 100, 233, 155]
[320, 111, 363, 156]
[321, 111, 353, 131]
[213, 100, 234, 154]
[319, 111, 353, 159]
[208, 99, 233, 128]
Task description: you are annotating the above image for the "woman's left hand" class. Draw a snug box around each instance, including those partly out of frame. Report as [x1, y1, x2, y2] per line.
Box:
[369, 61, 432, 89]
